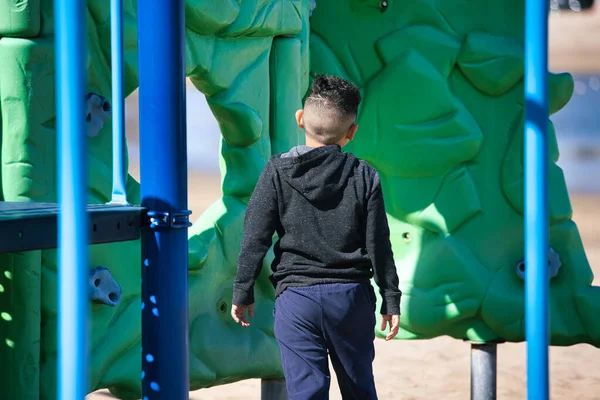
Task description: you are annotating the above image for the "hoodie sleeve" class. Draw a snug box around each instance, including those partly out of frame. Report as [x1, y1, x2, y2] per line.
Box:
[365, 170, 402, 315]
[232, 160, 279, 306]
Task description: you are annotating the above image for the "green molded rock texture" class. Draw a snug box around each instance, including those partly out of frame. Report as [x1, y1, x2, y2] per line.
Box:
[0, 0, 598, 399]
[309, 0, 599, 346]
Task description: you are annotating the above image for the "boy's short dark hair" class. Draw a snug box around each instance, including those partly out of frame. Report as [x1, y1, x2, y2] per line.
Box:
[303, 75, 361, 144]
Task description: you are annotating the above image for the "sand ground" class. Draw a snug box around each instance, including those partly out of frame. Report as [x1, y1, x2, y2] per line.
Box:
[87, 170, 600, 400]
[549, 6, 600, 73]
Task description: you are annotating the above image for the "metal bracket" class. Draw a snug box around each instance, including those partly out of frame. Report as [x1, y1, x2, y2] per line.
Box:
[146, 210, 192, 229]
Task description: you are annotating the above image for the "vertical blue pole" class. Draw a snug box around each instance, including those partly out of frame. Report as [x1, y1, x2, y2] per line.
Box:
[525, 0, 550, 399]
[110, 0, 128, 205]
[54, 0, 89, 398]
[138, 0, 189, 398]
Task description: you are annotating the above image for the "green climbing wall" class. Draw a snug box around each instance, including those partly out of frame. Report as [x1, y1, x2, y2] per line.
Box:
[309, 0, 598, 346]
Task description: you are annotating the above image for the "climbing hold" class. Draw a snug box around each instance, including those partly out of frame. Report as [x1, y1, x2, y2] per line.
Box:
[85, 93, 111, 138]
[515, 247, 562, 281]
[217, 300, 228, 314]
[89, 266, 122, 306]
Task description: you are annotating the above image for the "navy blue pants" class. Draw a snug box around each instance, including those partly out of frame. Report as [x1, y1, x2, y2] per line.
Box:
[274, 282, 378, 400]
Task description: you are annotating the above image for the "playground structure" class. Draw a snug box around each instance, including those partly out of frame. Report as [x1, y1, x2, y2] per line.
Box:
[0, 0, 599, 399]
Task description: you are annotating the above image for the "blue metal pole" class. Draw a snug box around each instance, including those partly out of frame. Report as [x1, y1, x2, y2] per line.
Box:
[138, 0, 190, 398]
[54, 0, 89, 398]
[525, 0, 550, 399]
[110, 0, 128, 205]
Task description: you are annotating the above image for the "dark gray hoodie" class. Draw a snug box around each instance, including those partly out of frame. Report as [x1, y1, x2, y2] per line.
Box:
[232, 144, 401, 315]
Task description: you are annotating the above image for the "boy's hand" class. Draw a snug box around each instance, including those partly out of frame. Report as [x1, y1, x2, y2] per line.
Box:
[231, 304, 255, 328]
[381, 314, 400, 341]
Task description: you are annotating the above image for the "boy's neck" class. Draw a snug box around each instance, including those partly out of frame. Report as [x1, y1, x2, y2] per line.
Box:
[305, 135, 341, 148]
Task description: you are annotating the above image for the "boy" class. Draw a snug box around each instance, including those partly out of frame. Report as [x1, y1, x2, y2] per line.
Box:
[231, 74, 401, 399]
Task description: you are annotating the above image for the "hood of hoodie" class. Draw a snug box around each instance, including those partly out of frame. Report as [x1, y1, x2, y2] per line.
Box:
[272, 145, 357, 202]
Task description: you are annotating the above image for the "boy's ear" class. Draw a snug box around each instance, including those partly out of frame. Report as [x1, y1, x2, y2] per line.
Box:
[347, 123, 358, 141]
[295, 109, 305, 128]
